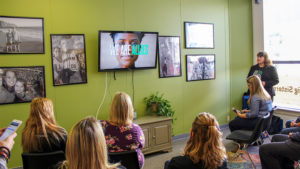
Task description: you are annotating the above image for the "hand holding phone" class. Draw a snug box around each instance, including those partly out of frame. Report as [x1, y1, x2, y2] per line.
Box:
[0, 120, 22, 141]
[232, 107, 240, 114]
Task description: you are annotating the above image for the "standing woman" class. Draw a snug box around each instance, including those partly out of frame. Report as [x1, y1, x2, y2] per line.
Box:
[247, 51, 279, 100]
[100, 92, 145, 169]
[166, 112, 228, 169]
[60, 116, 123, 169]
[22, 98, 67, 153]
[229, 75, 272, 132]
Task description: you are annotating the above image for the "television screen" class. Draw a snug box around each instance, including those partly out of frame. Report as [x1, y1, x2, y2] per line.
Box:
[98, 31, 158, 71]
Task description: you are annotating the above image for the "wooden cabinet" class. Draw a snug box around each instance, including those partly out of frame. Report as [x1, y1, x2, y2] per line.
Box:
[134, 116, 172, 155]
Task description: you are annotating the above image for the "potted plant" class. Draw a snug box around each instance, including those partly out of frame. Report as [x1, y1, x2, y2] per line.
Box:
[144, 92, 175, 118]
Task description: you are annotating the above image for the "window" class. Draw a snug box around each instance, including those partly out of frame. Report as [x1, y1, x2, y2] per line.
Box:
[264, 0, 300, 109]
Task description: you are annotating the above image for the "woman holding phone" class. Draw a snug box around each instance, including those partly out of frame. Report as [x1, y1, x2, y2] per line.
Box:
[229, 75, 272, 132]
[22, 98, 67, 153]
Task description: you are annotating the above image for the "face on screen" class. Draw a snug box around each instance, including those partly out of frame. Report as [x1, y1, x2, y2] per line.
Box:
[114, 33, 140, 68]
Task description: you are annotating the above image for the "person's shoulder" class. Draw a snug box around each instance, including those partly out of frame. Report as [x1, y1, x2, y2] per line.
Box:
[251, 64, 259, 69]
[169, 156, 194, 165]
[251, 94, 261, 100]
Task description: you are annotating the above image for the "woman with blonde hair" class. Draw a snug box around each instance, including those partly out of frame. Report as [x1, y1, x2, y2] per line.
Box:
[22, 97, 67, 153]
[229, 75, 272, 132]
[100, 92, 145, 168]
[60, 116, 123, 169]
[166, 112, 228, 169]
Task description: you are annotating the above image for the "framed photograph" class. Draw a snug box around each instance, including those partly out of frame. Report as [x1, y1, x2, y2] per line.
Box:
[158, 36, 182, 78]
[186, 54, 215, 82]
[0, 16, 45, 54]
[51, 34, 87, 86]
[0, 66, 46, 105]
[184, 22, 214, 49]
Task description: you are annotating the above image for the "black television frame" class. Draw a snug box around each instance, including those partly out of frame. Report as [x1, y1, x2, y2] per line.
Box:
[98, 30, 159, 72]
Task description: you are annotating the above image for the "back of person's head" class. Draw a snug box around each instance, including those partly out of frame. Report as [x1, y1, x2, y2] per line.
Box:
[110, 92, 134, 126]
[22, 97, 64, 152]
[257, 51, 272, 66]
[247, 75, 271, 105]
[61, 116, 118, 169]
[183, 112, 226, 169]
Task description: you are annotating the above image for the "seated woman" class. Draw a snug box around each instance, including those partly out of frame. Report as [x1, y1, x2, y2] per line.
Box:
[60, 116, 123, 169]
[166, 112, 228, 169]
[22, 98, 67, 153]
[100, 92, 145, 168]
[229, 75, 272, 132]
[259, 133, 300, 169]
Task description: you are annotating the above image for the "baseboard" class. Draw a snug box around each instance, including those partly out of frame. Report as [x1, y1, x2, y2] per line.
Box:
[11, 167, 22, 169]
[172, 124, 229, 141]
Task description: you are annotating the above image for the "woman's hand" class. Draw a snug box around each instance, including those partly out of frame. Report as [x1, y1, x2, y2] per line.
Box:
[236, 112, 247, 118]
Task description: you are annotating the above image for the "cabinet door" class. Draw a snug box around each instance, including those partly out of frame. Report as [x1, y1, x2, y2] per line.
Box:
[153, 124, 170, 145]
[142, 127, 150, 151]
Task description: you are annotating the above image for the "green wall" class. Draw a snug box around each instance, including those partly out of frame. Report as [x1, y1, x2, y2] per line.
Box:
[0, 0, 252, 167]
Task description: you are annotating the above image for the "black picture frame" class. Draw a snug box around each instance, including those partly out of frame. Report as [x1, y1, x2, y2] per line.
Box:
[186, 54, 216, 82]
[0, 66, 46, 105]
[50, 34, 87, 86]
[184, 22, 214, 49]
[0, 16, 45, 54]
[158, 36, 182, 78]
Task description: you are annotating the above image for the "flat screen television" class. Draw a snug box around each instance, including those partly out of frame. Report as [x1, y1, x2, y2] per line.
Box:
[98, 31, 158, 71]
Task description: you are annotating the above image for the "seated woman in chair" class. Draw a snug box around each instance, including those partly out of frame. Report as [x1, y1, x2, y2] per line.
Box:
[60, 116, 123, 169]
[166, 112, 228, 169]
[229, 75, 272, 132]
[100, 92, 145, 169]
[22, 98, 67, 153]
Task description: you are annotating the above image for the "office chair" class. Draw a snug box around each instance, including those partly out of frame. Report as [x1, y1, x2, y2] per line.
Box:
[108, 150, 140, 169]
[22, 151, 65, 169]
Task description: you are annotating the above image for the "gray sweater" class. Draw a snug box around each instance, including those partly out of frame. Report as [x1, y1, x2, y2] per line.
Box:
[0, 157, 7, 169]
[246, 94, 272, 118]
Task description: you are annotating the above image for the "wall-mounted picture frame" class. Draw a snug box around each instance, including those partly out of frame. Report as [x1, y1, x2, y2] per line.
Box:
[0, 66, 46, 105]
[186, 54, 215, 82]
[0, 16, 45, 54]
[158, 36, 182, 78]
[184, 22, 214, 49]
[50, 34, 87, 86]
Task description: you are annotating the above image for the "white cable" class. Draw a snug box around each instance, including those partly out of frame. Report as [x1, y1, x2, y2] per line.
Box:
[96, 72, 108, 119]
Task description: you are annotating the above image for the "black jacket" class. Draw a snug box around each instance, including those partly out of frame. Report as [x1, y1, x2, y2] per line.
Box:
[247, 64, 279, 96]
[167, 155, 228, 169]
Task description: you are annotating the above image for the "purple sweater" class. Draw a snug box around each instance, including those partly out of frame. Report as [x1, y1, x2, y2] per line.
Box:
[100, 120, 145, 168]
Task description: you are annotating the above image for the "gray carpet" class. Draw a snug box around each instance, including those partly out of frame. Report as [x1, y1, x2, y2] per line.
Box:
[144, 126, 269, 169]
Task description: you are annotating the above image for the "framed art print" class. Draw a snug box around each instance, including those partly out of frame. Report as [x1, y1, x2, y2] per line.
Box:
[186, 54, 215, 81]
[158, 36, 182, 78]
[0, 16, 45, 54]
[51, 34, 87, 86]
[0, 66, 46, 105]
[184, 22, 214, 49]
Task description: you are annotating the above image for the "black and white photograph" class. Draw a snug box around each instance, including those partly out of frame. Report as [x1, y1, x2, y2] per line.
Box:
[184, 22, 214, 49]
[0, 16, 44, 54]
[158, 36, 182, 78]
[0, 66, 46, 105]
[186, 54, 215, 81]
[51, 34, 87, 86]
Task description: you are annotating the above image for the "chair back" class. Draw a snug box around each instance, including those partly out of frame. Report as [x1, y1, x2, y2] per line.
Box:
[263, 106, 277, 132]
[108, 150, 140, 169]
[22, 151, 65, 169]
[248, 113, 270, 144]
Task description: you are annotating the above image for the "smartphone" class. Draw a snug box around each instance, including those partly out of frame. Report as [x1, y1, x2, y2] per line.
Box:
[0, 120, 22, 140]
[232, 107, 240, 113]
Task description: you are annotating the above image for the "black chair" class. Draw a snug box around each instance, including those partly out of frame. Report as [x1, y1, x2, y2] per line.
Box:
[22, 151, 65, 169]
[108, 150, 140, 169]
[261, 106, 277, 142]
[226, 113, 271, 169]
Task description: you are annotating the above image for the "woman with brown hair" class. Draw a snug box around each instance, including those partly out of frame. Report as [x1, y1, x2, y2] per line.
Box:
[247, 51, 279, 100]
[166, 112, 228, 169]
[229, 75, 272, 132]
[22, 97, 67, 153]
[60, 116, 123, 169]
[100, 92, 145, 168]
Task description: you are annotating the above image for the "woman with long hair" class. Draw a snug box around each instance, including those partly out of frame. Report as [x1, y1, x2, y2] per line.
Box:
[22, 97, 67, 153]
[247, 51, 279, 100]
[167, 112, 228, 169]
[60, 116, 122, 169]
[229, 75, 272, 132]
[100, 92, 145, 168]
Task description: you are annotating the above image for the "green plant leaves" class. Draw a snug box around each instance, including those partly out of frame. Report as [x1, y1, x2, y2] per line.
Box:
[144, 92, 175, 118]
